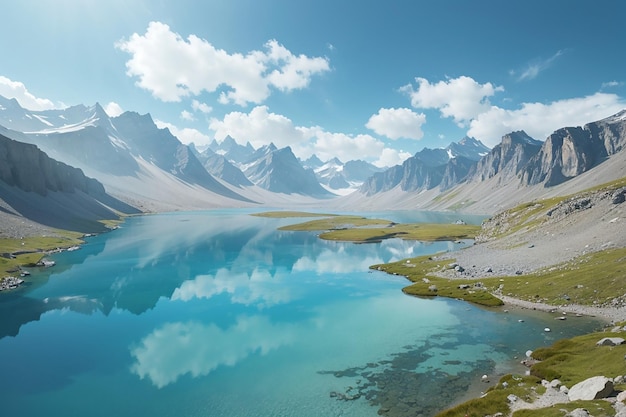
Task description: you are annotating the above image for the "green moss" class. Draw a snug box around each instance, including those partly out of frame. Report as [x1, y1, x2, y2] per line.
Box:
[512, 400, 615, 417]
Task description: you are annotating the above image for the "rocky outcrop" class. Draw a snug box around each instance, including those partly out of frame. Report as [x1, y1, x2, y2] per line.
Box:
[467, 131, 542, 184]
[0, 132, 104, 196]
[0, 132, 140, 231]
[521, 127, 605, 186]
[521, 111, 626, 187]
[440, 156, 474, 191]
[567, 376, 614, 401]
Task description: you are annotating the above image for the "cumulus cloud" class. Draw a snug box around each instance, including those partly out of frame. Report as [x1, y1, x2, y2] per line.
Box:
[192, 99, 212, 114]
[208, 106, 412, 167]
[401, 76, 503, 126]
[155, 119, 212, 146]
[104, 101, 124, 117]
[180, 110, 195, 121]
[375, 148, 413, 168]
[0, 75, 60, 110]
[209, 105, 306, 149]
[467, 92, 626, 147]
[365, 107, 426, 140]
[116, 21, 330, 106]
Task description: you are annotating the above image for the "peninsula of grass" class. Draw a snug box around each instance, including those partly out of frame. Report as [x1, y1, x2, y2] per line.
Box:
[278, 214, 480, 243]
[250, 211, 338, 218]
[372, 245, 626, 309]
[0, 232, 84, 274]
[0, 218, 124, 276]
[371, 254, 504, 307]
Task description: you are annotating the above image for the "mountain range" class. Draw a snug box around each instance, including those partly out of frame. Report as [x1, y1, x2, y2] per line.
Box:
[0, 92, 625, 232]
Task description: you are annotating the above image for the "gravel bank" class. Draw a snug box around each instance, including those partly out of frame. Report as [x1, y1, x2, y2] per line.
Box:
[432, 191, 626, 323]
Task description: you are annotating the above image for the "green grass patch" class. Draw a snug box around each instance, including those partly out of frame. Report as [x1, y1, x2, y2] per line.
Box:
[0, 232, 85, 273]
[530, 330, 626, 386]
[320, 223, 480, 243]
[480, 247, 626, 306]
[371, 254, 503, 307]
[278, 215, 392, 231]
[279, 214, 480, 243]
[512, 401, 616, 417]
[435, 375, 542, 417]
[250, 211, 338, 218]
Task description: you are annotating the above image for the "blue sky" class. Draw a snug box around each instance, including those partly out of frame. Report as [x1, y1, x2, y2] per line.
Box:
[1, 0, 625, 167]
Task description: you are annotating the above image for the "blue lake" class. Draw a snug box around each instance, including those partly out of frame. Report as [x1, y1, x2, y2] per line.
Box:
[0, 210, 603, 417]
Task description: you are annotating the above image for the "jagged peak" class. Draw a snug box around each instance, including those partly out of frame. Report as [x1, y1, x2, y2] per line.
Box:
[501, 130, 542, 146]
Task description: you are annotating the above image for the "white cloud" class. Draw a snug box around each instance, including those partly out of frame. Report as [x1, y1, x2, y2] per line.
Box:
[0, 75, 60, 110]
[180, 110, 195, 121]
[155, 119, 212, 146]
[104, 101, 124, 117]
[209, 105, 306, 149]
[401, 76, 503, 126]
[192, 99, 212, 114]
[208, 106, 411, 166]
[601, 80, 623, 90]
[116, 21, 330, 106]
[514, 50, 565, 81]
[302, 128, 387, 163]
[467, 92, 626, 147]
[375, 148, 413, 168]
[365, 107, 426, 140]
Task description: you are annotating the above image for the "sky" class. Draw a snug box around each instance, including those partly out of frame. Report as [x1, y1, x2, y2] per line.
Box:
[1, 0, 625, 167]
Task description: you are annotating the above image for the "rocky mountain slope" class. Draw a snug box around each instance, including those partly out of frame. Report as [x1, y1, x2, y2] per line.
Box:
[0, 132, 139, 232]
[359, 136, 489, 195]
[242, 144, 333, 197]
[340, 110, 626, 214]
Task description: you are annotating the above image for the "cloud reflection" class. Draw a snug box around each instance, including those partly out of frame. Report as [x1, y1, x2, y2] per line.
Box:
[172, 268, 293, 307]
[130, 315, 295, 388]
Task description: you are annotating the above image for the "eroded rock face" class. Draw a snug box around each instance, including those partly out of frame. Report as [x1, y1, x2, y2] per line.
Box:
[0, 133, 104, 196]
[567, 376, 614, 401]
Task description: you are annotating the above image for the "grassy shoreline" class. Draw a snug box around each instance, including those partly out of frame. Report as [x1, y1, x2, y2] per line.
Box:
[266, 209, 626, 416]
[0, 218, 124, 286]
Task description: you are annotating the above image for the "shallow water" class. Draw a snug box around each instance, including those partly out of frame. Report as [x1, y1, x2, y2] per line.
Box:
[0, 210, 602, 417]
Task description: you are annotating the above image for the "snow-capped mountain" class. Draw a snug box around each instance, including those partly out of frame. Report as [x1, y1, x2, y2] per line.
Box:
[0, 97, 254, 208]
[242, 144, 333, 197]
[360, 136, 490, 195]
[208, 135, 255, 165]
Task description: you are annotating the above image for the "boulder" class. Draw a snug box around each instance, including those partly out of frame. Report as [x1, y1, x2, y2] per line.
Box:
[568, 376, 614, 401]
[597, 337, 625, 346]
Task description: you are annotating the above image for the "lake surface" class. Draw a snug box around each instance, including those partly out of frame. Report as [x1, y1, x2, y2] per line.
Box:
[0, 210, 603, 417]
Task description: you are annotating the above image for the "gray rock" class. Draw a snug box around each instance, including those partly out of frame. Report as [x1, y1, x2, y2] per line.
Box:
[597, 337, 625, 346]
[568, 376, 614, 401]
[566, 408, 590, 417]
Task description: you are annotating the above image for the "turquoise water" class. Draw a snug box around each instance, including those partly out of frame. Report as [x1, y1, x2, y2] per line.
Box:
[0, 210, 602, 417]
